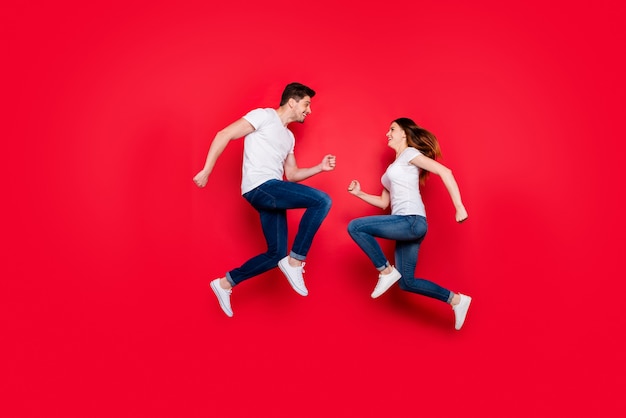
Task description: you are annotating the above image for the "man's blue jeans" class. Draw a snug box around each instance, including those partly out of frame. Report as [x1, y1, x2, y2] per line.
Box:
[347, 215, 452, 303]
[226, 180, 332, 286]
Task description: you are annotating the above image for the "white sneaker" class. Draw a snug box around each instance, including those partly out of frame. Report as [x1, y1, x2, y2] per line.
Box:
[210, 279, 233, 317]
[278, 256, 308, 296]
[452, 294, 472, 330]
[371, 266, 401, 298]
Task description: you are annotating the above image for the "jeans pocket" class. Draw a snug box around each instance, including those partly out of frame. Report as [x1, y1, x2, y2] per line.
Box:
[243, 188, 257, 205]
[245, 185, 277, 210]
[410, 215, 428, 237]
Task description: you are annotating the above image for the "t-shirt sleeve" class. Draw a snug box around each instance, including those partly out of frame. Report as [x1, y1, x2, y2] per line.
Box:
[288, 130, 295, 154]
[242, 108, 268, 130]
[405, 147, 422, 163]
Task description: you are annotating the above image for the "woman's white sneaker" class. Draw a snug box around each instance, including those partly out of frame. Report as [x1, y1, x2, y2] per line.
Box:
[371, 266, 401, 298]
[452, 294, 472, 330]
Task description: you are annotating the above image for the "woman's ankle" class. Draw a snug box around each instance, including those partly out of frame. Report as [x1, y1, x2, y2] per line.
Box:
[380, 266, 393, 275]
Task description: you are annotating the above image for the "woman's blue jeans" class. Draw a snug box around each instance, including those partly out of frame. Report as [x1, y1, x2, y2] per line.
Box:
[347, 215, 452, 303]
[226, 180, 332, 286]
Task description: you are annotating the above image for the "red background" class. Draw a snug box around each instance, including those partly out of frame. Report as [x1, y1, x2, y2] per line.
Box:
[3, 0, 625, 416]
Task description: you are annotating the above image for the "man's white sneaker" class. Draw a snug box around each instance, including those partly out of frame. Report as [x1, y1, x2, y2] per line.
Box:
[278, 256, 308, 296]
[210, 279, 233, 317]
[371, 266, 401, 298]
[452, 294, 472, 330]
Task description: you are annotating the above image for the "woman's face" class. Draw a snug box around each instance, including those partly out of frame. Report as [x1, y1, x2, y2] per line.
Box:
[386, 122, 407, 150]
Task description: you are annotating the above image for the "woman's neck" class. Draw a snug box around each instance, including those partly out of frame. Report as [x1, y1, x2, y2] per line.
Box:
[395, 145, 408, 158]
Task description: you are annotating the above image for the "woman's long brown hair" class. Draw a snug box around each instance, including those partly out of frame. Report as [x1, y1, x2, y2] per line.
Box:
[393, 117, 441, 184]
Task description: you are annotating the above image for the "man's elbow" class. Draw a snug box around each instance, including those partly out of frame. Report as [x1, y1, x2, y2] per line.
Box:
[213, 130, 232, 144]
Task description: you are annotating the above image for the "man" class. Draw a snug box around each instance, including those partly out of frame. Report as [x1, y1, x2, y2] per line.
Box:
[193, 82, 336, 317]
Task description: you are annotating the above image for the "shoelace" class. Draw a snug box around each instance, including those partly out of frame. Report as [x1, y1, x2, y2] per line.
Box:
[294, 262, 306, 285]
[374, 271, 390, 291]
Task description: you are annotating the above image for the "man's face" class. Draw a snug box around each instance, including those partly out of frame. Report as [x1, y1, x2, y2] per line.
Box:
[292, 96, 312, 122]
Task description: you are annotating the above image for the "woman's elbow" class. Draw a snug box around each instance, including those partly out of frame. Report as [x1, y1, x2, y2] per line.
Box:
[438, 167, 454, 181]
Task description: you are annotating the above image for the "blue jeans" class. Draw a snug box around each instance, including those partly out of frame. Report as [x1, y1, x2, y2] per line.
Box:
[347, 215, 452, 303]
[226, 179, 332, 286]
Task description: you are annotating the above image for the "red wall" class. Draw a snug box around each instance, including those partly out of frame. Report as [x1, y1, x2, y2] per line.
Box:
[3, 0, 625, 416]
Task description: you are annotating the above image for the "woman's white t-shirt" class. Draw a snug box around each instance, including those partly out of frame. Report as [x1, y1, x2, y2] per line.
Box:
[381, 147, 426, 217]
[240, 108, 295, 195]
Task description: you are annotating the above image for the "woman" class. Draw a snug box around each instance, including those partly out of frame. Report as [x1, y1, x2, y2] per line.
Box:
[347, 117, 472, 330]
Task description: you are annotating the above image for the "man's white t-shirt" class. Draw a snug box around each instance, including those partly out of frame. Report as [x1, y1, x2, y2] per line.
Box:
[381, 147, 426, 217]
[240, 108, 295, 195]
